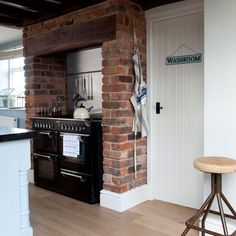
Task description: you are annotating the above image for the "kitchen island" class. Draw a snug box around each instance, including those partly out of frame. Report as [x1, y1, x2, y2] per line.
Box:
[0, 127, 36, 236]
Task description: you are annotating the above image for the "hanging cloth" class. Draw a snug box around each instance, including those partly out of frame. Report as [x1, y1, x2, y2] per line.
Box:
[130, 29, 149, 178]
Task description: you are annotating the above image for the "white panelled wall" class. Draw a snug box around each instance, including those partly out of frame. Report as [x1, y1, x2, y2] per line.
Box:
[204, 0, 236, 232]
[146, 0, 204, 209]
[147, 0, 236, 232]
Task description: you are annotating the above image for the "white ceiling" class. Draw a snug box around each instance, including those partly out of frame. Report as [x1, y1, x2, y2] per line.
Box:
[0, 26, 22, 45]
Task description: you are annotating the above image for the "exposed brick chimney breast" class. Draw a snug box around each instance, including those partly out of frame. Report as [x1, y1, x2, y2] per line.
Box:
[23, 0, 147, 194]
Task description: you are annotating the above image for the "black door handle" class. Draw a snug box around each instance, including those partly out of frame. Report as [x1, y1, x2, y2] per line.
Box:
[156, 102, 163, 114]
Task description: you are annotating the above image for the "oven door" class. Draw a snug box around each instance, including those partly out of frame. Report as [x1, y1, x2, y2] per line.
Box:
[59, 132, 91, 173]
[59, 168, 97, 203]
[34, 152, 58, 189]
[33, 130, 59, 154]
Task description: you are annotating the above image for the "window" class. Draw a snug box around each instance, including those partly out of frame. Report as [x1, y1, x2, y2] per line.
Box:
[9, 57, 25, 89]
[0, 57, 25, 108]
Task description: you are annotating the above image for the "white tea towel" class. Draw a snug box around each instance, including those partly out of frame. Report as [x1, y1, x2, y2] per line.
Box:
[63, 134, 80, 158]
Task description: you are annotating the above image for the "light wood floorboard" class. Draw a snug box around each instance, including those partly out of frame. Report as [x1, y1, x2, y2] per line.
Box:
[29, 185, 198, 236]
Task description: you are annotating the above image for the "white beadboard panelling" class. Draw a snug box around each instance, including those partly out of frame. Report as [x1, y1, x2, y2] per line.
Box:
[151, 12, 204, 208]
[0, 139, 32, 236]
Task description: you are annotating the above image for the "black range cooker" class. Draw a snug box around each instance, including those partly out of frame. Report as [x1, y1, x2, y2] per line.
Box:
[31, 117, 103, 204]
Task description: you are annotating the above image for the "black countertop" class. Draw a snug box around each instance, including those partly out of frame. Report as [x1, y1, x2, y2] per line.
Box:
[0, 127, 37, 143]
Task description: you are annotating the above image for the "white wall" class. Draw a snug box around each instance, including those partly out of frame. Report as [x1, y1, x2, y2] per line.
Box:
[204, 0, 236, 218]
[66, 47, 103, 114]
[67, 47, 102, 73]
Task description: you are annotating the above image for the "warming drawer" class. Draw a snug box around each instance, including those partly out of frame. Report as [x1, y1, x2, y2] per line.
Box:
[59, 168, 98, 203]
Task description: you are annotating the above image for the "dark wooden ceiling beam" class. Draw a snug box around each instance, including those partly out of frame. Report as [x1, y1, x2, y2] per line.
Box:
[57, 0, 105, 11]
[0, 0, 184, 27]
[20, 0, 106, 27]
[0, 15, 21, 27]
[0, 0, 62, 12]
[0, 4, 39, 19]
[133, 0, 184, 9]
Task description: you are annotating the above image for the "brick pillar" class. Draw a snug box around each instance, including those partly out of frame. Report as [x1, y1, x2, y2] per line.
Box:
[102, 0, 147, 193]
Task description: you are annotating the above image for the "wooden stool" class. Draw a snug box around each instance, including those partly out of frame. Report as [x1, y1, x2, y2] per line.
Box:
[182, 156, 236, 236]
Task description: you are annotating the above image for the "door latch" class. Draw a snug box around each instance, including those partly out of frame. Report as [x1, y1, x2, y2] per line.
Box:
[156, 102, 163, 114]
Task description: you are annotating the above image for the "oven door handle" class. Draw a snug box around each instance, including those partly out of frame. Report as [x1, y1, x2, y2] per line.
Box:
[60, 132, 90, 137]
[39, 131, 52, 136]
[34, 153, 53, 161]
[61, 171, 86, 182]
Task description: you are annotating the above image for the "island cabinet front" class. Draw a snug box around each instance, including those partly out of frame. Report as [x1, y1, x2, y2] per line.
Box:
[0, 127, 36, 236]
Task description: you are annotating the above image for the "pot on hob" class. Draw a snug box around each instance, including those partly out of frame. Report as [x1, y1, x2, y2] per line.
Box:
[73, 101, 93, 119]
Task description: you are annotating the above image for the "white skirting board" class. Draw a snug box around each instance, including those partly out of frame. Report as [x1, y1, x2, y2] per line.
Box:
[100, 185, 151, 212]
[203, 215, 236, 235]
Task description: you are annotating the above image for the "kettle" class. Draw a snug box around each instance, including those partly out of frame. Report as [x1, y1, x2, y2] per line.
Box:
[73, 101, 93, 119]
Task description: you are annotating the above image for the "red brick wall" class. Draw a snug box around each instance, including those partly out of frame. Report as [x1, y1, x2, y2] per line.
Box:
[101, 1, 147, 192]
[23, 0, 147, 194]
[24, 55, 67, 127]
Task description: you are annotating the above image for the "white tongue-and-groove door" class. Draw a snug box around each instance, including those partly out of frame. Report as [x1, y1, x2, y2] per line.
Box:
[150, 11, 204, 208]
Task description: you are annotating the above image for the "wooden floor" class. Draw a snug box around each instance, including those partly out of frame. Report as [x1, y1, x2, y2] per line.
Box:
[29, 185, 198, 236]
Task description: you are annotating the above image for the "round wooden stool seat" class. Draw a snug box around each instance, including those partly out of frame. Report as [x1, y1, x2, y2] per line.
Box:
[194, 156, 236, 174]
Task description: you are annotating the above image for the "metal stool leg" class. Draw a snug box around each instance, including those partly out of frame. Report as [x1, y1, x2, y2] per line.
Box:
[181, 192, 215, 236]
[216, 193, 228, 235]
[202, 173, 218, 236]
[221, 193, 236, 218]
[181, 173, 236, 236]
[202, 194, 215, 236]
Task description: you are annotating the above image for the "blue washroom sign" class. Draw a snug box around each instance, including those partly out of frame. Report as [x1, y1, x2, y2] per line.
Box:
[166, 53, 202, 65]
